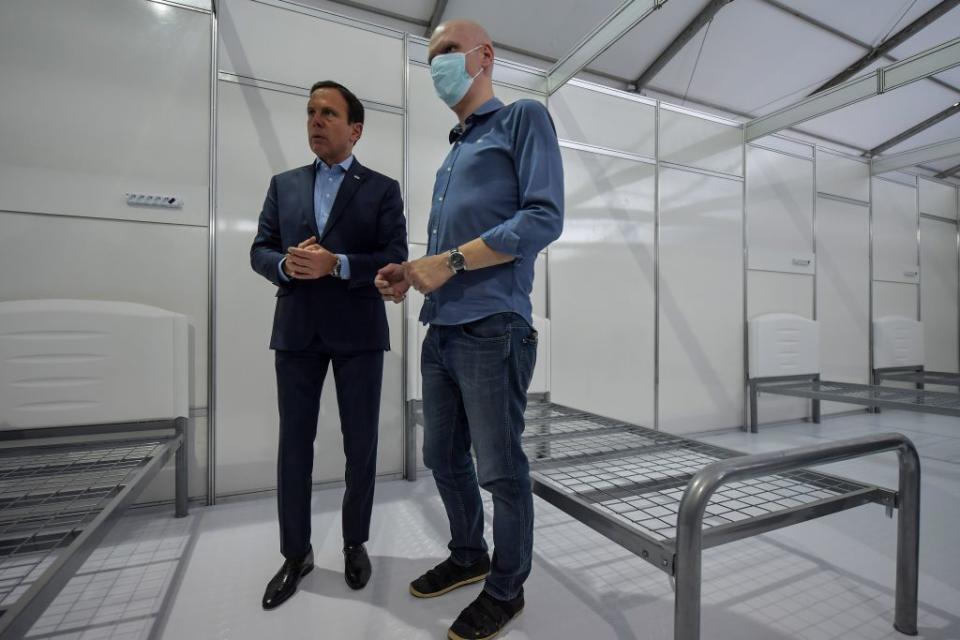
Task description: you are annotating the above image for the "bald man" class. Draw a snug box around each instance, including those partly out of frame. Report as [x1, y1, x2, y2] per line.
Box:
[376, 19, 563, 640]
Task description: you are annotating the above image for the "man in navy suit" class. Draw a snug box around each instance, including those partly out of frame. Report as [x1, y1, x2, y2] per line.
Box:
[250, 80, 407, 610]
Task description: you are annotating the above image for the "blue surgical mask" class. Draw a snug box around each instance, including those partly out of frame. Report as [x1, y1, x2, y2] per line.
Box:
[430, 46, 484, 107]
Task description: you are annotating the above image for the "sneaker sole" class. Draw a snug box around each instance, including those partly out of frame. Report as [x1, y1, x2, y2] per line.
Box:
[409, 571, 489, 599]
[446, 607, 523, 640]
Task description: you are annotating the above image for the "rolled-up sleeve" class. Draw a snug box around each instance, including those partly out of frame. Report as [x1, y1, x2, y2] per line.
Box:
[480, 101, 564, 261]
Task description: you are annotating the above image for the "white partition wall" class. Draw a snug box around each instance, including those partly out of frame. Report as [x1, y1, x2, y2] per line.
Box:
[872, 177, 920, 323]
[659, 166, 744, 433]
[0, 0, 212, 503]
[547, 82, 656, 427]
[919, 178, 959, 375]
[746, 145, 815, 424]
[215, 1, 405, 496]
[815, 150, 871, 415]
[550, 150, 656, 426]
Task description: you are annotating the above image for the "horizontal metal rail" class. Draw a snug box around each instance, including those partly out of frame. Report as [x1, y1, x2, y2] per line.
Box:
[750, 375, 960, 431]
[674, 433, 920, 640]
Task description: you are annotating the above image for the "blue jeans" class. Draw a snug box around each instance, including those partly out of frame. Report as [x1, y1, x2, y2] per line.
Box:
[421, 312, 538, 602]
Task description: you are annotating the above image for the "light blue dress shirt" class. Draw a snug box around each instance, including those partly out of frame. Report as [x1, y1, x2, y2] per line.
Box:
[278, 155, 353, 281]
[419, 98, 564, 327]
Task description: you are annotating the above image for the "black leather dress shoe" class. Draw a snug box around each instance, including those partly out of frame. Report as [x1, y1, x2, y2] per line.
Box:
[262, 549, 314, 610]
[344, 544, 372, 590]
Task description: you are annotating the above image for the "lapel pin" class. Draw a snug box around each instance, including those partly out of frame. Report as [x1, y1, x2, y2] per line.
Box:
[354, 175, 361, 180]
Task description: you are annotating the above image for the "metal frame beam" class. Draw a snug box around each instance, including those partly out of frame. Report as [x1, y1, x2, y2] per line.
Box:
[746, 36, 960, 141]
[633, 0, 734, 91]
[935, 159, 960, 179]
[866, 101, 960, 156]
[759, 0, 960, 97]
[424, 0, 447, 37]
[810, 0, 960, 95]
[545, 0, 667, 95]
[872, 136, 960, 174]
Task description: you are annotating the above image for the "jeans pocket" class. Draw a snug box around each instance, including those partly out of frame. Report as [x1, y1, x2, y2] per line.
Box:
[521, 329, 538, 345]
[461, 314, 512, 342]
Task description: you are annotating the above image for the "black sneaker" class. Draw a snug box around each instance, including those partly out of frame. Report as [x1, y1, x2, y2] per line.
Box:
[409, 555, 491, 598]
[447, 589, 524, 640]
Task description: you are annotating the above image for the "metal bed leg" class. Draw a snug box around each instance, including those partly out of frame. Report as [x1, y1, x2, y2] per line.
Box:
[675, 434, 920, 640]
[812, 375, 821, 424]
[894, 443, 921, 636]
[872, 370, 883, 414]
[175, 417, 189, 518]
[749, 381, 758, 433]
[404, 400, 417, 481]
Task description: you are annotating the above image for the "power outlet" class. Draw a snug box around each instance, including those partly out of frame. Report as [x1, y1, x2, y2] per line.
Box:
[125, 193, 183, 209]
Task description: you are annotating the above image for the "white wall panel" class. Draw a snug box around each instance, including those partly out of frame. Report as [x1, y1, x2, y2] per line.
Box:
[659, 108, 743, 176]
[874, 282, 919, 321]
[746, 147, 814, 273]
[0, 212, 209, 499]
[816, 197, 870, 415]
[816, 151, 870, 202]
[550, 150, 655, 427]
[748, 272, 814, 422]
[549, 82, 655, 157]
[919, 178, 958, 219]
[920, 218, 959, 373]
[873, 178, 920, 284]
[0, 0, 210, 226]
[215, 81, 404, 495]
[659, 168, 743, 433]
[218, 0, 403, 106]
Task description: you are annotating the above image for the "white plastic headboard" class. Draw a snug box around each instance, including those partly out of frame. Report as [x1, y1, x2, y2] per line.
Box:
[749, 313, 820, 379]
[0, 300, 189, 430]
[873, 316, 924, 369]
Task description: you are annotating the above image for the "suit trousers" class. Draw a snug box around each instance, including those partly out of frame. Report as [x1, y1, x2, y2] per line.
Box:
[274, 345, 384, 560]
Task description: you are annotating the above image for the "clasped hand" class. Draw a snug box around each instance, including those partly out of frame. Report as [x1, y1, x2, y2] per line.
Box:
[284, 236, 337, 279]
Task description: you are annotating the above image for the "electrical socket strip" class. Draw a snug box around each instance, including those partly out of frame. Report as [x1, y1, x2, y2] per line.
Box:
[125, 193, 183, 208]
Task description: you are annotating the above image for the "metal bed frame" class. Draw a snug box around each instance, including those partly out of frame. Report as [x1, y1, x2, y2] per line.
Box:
[406, 400, 920, 640]
[0, 418, 188, 639]
[749, 373, 960, 432]
[873, 365, 960, 392]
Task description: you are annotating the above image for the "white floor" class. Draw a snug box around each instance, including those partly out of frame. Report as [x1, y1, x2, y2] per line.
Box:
[26, 410, 960, 640]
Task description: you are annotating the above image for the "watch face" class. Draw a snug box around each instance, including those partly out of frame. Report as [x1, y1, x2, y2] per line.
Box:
[450, 251, 466, 271]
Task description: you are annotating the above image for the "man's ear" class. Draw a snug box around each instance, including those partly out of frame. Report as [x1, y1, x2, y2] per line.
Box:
[351, 121, 364, 144]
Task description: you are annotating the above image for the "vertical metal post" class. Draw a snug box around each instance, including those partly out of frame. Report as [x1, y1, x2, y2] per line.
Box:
[741, 129, 749, 432]
[206, 3, 219, 505]
[916, 176, 922, 322]
[749, 380, 758, 433]
[401, 33, 412, 481]
[654, 101, 661, 431]
[175, 416, 189, 517]
[869, 176, 877, 412]
[893, 442, 921, 636]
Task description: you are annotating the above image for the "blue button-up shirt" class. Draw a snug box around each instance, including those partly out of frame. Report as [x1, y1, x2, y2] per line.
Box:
[278, 155, 353, 281]
[420, 98, 564, 327]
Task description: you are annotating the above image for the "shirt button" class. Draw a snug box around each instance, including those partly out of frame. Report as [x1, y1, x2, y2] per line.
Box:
[447, 167, 452, 172]
[432, 229, 437, 234]
[438, 196, 443, 202]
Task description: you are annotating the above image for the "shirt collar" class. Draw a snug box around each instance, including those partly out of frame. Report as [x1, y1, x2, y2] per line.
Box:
[449, 97, 504, 143]
[315, 154, 354, 173]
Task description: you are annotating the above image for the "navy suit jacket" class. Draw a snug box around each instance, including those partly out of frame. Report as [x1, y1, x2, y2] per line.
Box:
[250, 157, 407, 353]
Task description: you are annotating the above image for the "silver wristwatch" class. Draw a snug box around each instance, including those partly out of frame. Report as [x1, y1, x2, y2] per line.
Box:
[331, 255, 342, 278]
[447, 248, 466, 274]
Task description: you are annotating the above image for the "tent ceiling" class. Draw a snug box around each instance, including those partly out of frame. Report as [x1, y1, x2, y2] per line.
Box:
[302, 0, 960, 179]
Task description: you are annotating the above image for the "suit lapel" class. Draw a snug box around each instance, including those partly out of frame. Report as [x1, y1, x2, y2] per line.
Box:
[320, 158, 367, 243]
[300, 163, 322, 240]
